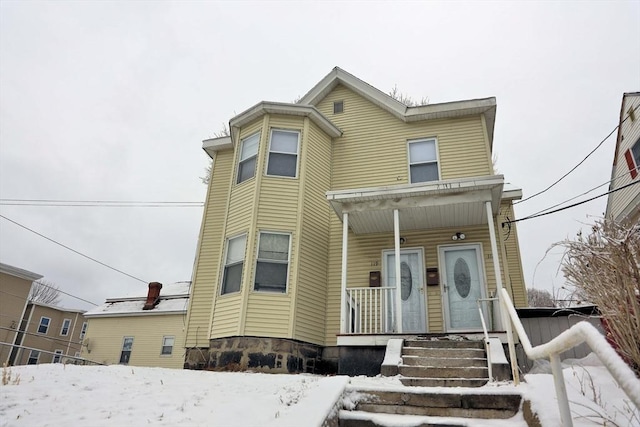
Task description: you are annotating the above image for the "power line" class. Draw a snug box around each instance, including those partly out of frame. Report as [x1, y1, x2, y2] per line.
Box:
[0, 199, 203, 208]
[528, 166, 637, 217]
[34, 281, 99, 307]
[0, 214, 147, 285]
[515, 104, 639, 205]
[504, 180, 639, 225]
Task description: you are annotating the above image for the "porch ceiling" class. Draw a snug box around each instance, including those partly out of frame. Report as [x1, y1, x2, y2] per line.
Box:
[326, 176, 505, 234]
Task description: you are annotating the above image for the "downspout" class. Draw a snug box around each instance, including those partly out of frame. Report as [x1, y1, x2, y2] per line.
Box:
[394, 209, 402, 333]
[67, 312, 79, 356]
[340, 212, 349, 334]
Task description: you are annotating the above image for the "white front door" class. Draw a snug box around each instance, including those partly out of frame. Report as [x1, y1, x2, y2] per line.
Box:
[440, 244, 487, 332]
[383, 249, 426, 333]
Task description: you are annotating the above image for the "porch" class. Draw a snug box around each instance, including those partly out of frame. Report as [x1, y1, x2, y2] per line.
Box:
[327, 175, 522, 345]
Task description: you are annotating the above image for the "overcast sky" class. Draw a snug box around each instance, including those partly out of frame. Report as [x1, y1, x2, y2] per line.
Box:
[1, 1, 638, 310]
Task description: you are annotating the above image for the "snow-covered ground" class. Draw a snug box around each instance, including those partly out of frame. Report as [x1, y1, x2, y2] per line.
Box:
[1, 355, 638, 427]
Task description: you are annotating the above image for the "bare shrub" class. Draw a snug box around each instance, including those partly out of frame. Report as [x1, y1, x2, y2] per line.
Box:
[556, 219, 640, 376]
[527, 288, 556, 307]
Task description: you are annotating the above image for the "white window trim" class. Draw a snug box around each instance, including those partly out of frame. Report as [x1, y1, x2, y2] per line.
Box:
[37, 316, 51, 334]
[28, 350, 40, 365]
[79, 322, 88, 340]
[237, 132, 260, 184]
[407, 137, 441, 184]
[53, 349, 64, 363]
[60, 318, 72, 336]
[160, 335, 175, 356]
[265, 129, 301, 179]
[253, 231, 292, 294]
[220, 233, 247, 296]
[120, 336, 134, 365]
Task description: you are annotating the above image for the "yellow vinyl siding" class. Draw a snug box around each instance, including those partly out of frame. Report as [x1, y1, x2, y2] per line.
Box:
[185, 149, 233, 347]
[316, 85, 492, 190]
[499, 201, 527, 307]
[82, 314, 185, 369]
[210, 295, 243, 338]
[293, 121, 332, 344]
[244, 294, 291, 337]
[0, 273, 32, 364]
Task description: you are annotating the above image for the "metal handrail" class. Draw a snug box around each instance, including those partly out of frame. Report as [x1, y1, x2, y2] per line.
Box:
[476, 299, 493, 381]
[500, 288, 640, 427]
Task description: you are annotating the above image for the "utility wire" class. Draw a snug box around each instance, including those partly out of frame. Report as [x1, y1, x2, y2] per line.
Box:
[515, 104, 639, 205]
[0, 214, 147, 285]
[528, 166, 637, 217]
[504, 180, 639, 225]
[0, 199, 203, 208]
[34, 281, 99, 307]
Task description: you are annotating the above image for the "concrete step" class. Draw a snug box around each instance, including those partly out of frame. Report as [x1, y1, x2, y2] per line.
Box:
[400, 377, 489, 387]
[344, 389, 521, 419]
[403, 347, 486, 358]
[339, 411, 465, 427]
[399, 365, 489, 379]
[405, 340, 485, 349]
[402, 355, 487, 368]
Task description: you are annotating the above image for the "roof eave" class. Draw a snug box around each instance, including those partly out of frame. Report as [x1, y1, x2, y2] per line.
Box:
[0, 263, 43, 281]
[202, 136, 232, 158]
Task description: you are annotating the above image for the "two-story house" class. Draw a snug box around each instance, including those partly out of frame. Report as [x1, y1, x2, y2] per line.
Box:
[606, 92, 640, 224]
[184, 67, 527, 375]
[0, 263, 42, 365]
[9, 301, 86, 365]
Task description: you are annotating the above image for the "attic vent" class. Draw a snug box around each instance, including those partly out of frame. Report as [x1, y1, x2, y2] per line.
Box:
[333, 101, 344, 114]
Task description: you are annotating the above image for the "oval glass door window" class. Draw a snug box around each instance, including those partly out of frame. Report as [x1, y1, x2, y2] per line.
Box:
[453, 258, 471, 298]
[400, 261, 412, 301]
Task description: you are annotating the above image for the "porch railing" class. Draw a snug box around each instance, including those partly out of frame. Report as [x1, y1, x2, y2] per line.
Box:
[346, 286, 395, 334]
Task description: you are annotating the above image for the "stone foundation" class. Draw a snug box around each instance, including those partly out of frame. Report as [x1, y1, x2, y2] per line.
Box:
[185, 336, 332, 374]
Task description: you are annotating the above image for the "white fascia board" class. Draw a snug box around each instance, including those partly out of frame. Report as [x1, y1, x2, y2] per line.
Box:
[28, 301, 85, 314]
[202, 136, 232, 158]
[326, 175, 505, 202]
[0, 263, 43, 282]
[83, 310, 186, 318]
[229, 101, 341, 137]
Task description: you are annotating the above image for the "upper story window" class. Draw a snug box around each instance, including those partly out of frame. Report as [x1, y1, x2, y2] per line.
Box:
[333, 101, 344, 114]
[221, 234, 246, 295]
[37, 317, 51, 334]
[254, 232, 291, 293]
[624, 138, 640, 179]
[408, 138, 439, 183]
[60, 318, 71, 336]
[237, 132, 260, 184]
[266, 130, 300, 178]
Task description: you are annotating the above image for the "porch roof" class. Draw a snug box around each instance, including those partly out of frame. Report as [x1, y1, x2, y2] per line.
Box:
[326, 175, 507, 234]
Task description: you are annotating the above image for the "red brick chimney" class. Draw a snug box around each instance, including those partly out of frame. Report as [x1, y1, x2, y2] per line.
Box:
[142, 282, 163, 310]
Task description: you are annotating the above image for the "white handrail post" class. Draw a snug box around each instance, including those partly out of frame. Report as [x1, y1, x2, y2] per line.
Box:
[550, 353, 573, 427]
[393, 209, 402, 333]
[340, 212, 349, 334]
[486, 201, 520, 384]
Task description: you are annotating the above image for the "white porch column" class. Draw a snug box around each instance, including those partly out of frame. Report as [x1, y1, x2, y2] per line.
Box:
[340, 212, 349, 334]
[393, 209, 402, 333]
[485, 200, 520, 384]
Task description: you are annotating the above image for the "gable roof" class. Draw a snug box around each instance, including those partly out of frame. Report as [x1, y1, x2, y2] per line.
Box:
[298, 67, 497, 147]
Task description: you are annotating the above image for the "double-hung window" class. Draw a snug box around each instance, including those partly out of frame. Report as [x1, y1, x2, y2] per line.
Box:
[266, 130, 299, 178]
[237, 133, 259, 184]
[53, 350, 63, 363]
[79, 322, 88, 340]
[60, 318, 71, 336]
[27, 350, 40, 365]
[221, 235, 246, 295]
[254, 232, 291, 293]
[120, 337, 134, 364]
[161, 336, 174, 355]
[37, 317, 50, 334]
[408, 138, 439, 183]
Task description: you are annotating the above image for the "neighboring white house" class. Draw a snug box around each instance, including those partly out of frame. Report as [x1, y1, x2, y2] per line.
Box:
[81, 282, 190, 369]
[606, 92, 640, 224]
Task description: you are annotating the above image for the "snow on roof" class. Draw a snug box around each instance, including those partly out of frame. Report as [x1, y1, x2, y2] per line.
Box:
[84, 282, 190, 318]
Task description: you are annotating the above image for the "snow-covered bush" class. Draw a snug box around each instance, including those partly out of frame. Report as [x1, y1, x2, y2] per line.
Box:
[557, 218, 640, 377]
